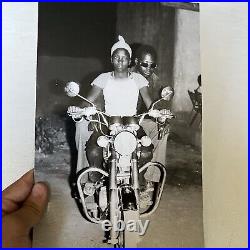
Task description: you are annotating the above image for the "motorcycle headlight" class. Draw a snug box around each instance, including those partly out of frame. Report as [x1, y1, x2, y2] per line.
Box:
[97, 136, 110, 148]
[114, 131, 137, 156]
[141, 136, 152, 147]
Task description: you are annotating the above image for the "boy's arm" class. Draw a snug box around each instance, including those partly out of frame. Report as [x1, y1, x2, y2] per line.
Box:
[67, 85, 102, 119]
[81, 85, 102, 107]
[139, 86, 153, 110]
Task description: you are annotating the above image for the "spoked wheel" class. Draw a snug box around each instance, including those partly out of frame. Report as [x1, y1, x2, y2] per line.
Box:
[113, 196, 125, 248]
[114, 209, 125, 248]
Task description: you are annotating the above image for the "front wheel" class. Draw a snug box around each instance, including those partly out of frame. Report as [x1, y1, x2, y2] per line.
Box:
[115, 209, 140, 248]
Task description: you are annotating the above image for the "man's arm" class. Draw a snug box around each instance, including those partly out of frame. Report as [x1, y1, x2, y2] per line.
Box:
[139, 86, 153, 109]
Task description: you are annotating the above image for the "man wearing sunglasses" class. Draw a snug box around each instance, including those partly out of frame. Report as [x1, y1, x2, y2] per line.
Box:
[131, 45, 171, 113]
[131, 45, 174, 190]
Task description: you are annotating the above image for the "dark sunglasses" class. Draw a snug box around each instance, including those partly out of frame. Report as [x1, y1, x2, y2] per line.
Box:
[140, 62, 157, 69]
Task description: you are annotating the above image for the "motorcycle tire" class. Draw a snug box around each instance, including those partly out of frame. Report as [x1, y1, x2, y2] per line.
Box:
[115, 209, 140, 248]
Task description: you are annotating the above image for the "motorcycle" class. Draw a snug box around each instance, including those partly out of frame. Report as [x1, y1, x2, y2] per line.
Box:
[65, 81, 175, 247]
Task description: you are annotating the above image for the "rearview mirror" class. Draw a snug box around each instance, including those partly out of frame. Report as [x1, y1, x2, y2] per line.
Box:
[65, 81, 80, 97]
[161, 86, 174, 100]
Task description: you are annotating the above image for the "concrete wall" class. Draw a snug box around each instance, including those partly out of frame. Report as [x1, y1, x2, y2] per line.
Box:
[36, 56, 104, 116]
[116, 3, 176, 86]
[170, 9, 201, 147]
[172, 10, 200, 115]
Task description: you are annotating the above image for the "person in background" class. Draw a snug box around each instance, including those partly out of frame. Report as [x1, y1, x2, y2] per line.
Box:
[195, 74, 202, 94]
[2, 169, 49, 248]
[130, 45, 174, 194]
[194, 74, 202, 119]
[131, 44, 174, 166]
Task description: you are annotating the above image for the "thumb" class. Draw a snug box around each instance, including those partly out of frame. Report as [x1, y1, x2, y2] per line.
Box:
[14, 182, 49, 232]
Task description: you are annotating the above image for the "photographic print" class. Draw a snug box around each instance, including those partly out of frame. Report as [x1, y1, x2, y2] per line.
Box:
[34, 2, 203, 247]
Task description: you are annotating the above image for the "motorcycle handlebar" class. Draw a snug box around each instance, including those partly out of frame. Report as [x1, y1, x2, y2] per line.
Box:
[68, 107, 175, 127]
[137, 110, 175, 124]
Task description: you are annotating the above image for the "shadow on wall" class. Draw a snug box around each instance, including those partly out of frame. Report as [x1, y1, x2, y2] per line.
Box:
[38, 3, 117, 61]
[37, 2, 117, 116]
[36, 56, 105, 116]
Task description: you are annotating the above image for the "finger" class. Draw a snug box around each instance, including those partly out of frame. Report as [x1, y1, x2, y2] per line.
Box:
[2, 169, 34, 215]
[13, 182, 49, 232]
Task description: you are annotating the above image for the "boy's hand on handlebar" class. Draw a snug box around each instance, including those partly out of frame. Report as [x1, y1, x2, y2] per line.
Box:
[67, 106, 84, 119]
[67, 106, 97, 119]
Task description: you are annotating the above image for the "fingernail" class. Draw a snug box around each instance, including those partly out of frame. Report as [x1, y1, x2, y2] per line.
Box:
[32, 183, 48, 198]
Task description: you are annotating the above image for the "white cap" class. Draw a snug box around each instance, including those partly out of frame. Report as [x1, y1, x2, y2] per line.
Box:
[111, 35, 132, 58]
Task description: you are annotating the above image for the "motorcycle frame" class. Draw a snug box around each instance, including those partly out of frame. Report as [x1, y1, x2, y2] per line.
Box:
[139, 162, 167, 217]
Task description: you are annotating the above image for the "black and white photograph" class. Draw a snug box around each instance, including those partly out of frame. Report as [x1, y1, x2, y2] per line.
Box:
[34, 2, 203, 247]
[3, 2, 248, 249]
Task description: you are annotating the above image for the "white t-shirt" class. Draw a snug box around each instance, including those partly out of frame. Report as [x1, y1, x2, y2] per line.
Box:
[91, 72, 148, 116]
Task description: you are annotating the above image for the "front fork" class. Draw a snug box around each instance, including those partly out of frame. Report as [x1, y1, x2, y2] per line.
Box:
[109, 155, 119, 245]
[108, 151, 140, 245]
[131, 152, 140, 207]
[158, 120, 168, 140]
